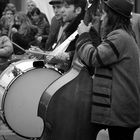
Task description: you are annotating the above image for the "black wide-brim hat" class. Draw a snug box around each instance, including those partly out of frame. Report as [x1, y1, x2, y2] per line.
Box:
[104, 0, 133, 18]
[49, 0, 63, 5]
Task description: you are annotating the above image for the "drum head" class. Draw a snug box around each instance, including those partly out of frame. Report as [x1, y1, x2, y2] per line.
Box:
[3, 68, 61, 138]
[0, 59, 36, 111]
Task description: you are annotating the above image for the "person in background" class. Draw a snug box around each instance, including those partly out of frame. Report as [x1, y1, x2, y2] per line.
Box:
[0, 4, 16, 36]
[29, 7, 50, 50]
[45, 0, 64, 51]
[26, 0, 37, 21]
[26, 0, 49, 24]
[2, 2, 17, 17]
[10, 12, 37, 55]
[0, 23, 13, 74]
[76, 0, 140, 139]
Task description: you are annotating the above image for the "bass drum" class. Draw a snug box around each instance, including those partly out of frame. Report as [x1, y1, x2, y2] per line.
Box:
[0, 59, 61, 139]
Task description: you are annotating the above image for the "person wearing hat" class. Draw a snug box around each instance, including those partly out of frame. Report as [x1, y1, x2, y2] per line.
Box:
[44, 0, 90, 73]
[76, 0, 140, 139]
[45, 0, 64, 51]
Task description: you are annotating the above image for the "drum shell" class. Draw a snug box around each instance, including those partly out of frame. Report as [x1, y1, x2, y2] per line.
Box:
[0, 59, 61, 138]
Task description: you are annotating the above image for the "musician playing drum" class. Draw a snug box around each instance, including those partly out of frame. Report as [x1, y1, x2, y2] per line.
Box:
[30, 0, 87, 74]
[45, 0, 88, 74]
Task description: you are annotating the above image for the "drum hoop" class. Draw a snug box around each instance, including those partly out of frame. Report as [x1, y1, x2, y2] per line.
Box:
[1, 67, 36, 111]
[0, 59, 34, 77]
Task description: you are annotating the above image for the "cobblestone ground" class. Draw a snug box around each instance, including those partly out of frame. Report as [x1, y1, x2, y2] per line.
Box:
[0, 124, 109, 140]
[0, 122, 139, 140]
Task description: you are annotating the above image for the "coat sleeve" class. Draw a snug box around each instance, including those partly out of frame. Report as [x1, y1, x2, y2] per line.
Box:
[76, 30, 125, 67]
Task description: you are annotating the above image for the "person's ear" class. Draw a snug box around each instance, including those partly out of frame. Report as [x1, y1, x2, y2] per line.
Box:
[75, 7, 82, 15]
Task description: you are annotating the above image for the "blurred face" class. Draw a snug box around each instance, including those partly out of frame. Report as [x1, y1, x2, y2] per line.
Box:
[32, 13, 40, 22]
[61, 2, 78, 23]
[27, 2, 36, 12]
[5, 10, 14, 19]
[52, 4, 63, 20]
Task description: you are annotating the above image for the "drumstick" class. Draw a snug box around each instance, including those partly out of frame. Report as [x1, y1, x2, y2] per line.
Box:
[11, 41, 27, 53]
[28, 49, 50, 56]
[11, 41, 49, 56]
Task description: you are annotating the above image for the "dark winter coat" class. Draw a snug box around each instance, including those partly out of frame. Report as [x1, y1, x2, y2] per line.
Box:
[76, 29, 140, 127]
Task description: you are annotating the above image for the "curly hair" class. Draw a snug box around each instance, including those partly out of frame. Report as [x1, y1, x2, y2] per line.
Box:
[13, 12, 34, 36]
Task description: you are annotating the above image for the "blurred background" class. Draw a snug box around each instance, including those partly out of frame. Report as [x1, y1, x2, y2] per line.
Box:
[0, 0, 140, 24]
[0, 0, 54, 23]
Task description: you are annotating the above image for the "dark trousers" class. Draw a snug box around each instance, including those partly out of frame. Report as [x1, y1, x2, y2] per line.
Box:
[91, 123, 138, 140]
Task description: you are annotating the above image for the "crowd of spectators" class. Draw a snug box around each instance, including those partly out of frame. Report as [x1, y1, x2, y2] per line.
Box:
[0, 0, 50, 56]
